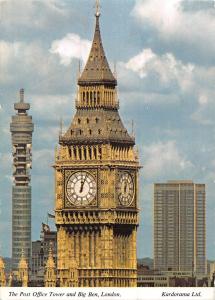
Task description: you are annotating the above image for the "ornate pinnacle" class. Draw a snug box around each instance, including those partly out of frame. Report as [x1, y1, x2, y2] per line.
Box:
[48, 242, 53, 257]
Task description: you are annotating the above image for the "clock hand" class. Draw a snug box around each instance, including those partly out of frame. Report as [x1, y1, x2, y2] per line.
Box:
[124, 182, 127, 194]
[79, 174, 88, 193]
[84, 174, 88, 183]
[80, 181, 84, 193]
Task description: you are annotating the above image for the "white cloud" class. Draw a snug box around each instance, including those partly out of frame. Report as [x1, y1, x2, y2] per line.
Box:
[121, 48, 215, 126]
[0, 41, 54, 83]
[190, 88, 215, 125]
[132, 0, 215, 65]
[125, 48, 194, 91]
[0, 0, 68, 29]
[132, 0, 182, 34]
[144, 140, 193, 179]
[198, 94, 208, 106]
[0, 40, 74, 94]
[50, 33, 91, 66]
[125, 48, 156, 78]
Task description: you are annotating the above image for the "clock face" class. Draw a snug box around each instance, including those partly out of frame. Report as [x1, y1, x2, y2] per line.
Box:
[117, 172, 134, 206]
[66, 171, 96, 206]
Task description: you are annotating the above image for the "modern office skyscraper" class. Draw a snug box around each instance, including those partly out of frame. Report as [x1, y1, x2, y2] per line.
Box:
[154, 180, 206, 277]
[10, 89, 34, 270]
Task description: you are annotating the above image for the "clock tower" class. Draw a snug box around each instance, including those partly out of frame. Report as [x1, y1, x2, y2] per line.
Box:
[55, 6, 140, 287]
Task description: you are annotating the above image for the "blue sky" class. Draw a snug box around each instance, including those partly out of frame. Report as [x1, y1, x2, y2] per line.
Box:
[0, 0, 215, 260]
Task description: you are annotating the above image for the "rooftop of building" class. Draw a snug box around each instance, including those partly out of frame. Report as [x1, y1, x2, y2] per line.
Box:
[154, 180, 205, 186]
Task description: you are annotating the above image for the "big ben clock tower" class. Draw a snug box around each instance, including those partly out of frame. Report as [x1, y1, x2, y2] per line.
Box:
[55, 5, 140, 287]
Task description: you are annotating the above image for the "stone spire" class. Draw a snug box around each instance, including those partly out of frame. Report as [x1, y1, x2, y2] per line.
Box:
[0, 257, 6, 287]
[78, 5, 116, 86]
[44, 244, 56, 287]
[18, 249, 28, 287]
[59, 1, 135, 147]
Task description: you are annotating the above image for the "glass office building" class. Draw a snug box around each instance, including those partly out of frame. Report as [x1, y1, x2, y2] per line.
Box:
[154, 180, 206, 277]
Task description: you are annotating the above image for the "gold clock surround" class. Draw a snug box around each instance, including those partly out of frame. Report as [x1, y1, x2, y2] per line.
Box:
[64, 169, 98, 208]
[66, 171, 97, 207]
[117, 170, 135, 207]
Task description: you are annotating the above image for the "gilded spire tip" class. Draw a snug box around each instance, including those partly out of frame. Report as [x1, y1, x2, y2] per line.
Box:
[95, 0, 100, 17]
